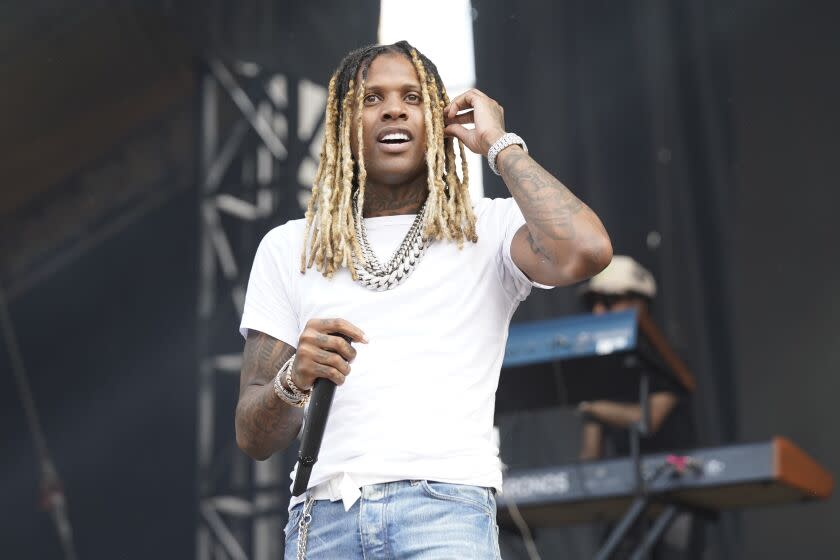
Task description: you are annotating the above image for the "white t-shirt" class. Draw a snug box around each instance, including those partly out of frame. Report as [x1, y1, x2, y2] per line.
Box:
[240, 197, 550, 508]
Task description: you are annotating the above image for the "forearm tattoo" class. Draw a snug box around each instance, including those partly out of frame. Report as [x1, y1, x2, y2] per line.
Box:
[499, 148, 587, 261]
[236, 332, 302, 451]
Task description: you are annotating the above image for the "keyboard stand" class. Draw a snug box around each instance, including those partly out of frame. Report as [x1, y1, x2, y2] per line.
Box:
[594, 369, 653, 560]
[628, 504, 681, 560]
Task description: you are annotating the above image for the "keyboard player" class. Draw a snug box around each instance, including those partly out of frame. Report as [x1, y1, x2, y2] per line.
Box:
[576, 256, 702, 559]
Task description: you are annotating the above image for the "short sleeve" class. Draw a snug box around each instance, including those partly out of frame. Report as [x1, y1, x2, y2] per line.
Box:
[480, 197, 554, 302]
[239, 227, 300, 347]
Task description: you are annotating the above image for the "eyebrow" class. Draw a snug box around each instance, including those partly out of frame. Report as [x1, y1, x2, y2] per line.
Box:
[364, 82, 422, 91]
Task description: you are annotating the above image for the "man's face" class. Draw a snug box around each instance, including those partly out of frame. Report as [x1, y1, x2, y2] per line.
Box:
[351, 53, 428, 186]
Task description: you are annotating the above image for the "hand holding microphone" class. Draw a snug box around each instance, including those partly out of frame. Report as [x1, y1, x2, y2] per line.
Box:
[291, 318, 367, 497]
[289, 318, 367, 391]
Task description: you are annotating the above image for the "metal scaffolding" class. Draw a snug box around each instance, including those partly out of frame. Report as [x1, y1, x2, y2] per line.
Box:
[196, 57, 327, 560]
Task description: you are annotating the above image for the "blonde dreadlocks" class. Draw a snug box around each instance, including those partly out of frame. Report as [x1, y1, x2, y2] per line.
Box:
[300, 40, 478, 279]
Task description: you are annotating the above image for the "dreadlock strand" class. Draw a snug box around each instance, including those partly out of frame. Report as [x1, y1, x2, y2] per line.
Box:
[331, 82, 358, 275]
[418, 50, 463, 243]
[346, 76, 368, 273]
[409, 49, 445, 239]
[430, 84, 447, 183]
[320, 77, 359, 275]
[428, 82, 460, 241]
[441, 84, 472, 242]
[440, 136, 460, 243]
[423, 59, 465, 244]
[334, 91, 362, 239]
[301, 73, 340, 272]
[456, 135, 477, 242]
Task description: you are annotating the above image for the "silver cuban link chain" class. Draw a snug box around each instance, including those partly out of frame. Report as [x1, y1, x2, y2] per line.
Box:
[295, 494, 315, 560]
[352, 190, 430, 291]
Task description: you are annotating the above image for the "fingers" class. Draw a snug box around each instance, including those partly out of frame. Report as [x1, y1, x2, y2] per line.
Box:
[312, 318, 368, 343]
[443, 89, 505, 156]
[445, 88, 487, 117]
[293, 340, 352, 387]
[300, 330, 357, 363]
[317, 332, 357, 363]
[295, 318, 366, 388]
[444, 109, 474, 126]
[294, 353, 348, 387]
[444, 123, 486, 155]
[444, 123, 471, 142]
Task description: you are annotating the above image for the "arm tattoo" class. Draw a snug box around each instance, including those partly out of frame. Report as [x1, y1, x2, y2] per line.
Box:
[527, 231, 552, 261]
[500, 149, 586, 243]
[236, 332, 301, 455]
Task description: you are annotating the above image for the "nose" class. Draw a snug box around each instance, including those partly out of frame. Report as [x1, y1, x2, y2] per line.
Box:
[592, 303, 607, 315]
[381, 94, 408, 121]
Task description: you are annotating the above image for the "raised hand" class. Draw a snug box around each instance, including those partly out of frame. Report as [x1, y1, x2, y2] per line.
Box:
[443, 88, 507, 155]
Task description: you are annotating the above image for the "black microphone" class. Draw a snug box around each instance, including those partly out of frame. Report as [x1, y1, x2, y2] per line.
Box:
[291, 333, 351, 497]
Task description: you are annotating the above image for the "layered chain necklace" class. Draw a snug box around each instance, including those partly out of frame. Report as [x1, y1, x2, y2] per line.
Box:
[351, 190, 430, 291]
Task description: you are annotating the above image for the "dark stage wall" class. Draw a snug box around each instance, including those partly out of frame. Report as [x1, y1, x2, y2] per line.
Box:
[734, 0, 840, 556]
[472, 1, 738, 557]
[475, 0, 840, 557]
[472, 0, 737, 447]
[0, 189, 198, 558]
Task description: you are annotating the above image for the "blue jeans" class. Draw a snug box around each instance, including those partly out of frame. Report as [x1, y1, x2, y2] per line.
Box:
[284, 480, 501, 559]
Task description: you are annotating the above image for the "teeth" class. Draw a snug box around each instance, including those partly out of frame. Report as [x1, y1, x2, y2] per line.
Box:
[381, 132, 410, 142]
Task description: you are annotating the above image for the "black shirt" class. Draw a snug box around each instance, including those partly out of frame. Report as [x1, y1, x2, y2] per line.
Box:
[603, 369, 697, 456]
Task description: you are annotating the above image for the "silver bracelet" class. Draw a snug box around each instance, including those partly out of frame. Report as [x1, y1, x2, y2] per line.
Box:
[487, 132, 528, 175]
[284, 357, 309, 402]
[273, 355, 308, 408]
[273, 372, 305, 407]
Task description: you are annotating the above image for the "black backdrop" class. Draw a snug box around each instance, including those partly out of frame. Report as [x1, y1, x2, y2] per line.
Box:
[0, 191, 199, 558]
[472, 0, 736, 442]
[734, 0, 840, 556]
[472, 0, 737, 557]
[474, 0, 840, 558]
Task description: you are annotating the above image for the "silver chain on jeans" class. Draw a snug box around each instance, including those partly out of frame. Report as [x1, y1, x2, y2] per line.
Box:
[296, 494, 315, 560]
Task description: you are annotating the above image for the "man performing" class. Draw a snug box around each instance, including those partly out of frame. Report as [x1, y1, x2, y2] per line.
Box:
[235, 40, 612, 559]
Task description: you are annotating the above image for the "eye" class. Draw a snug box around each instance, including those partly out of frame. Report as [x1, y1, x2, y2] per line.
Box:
[405, 92, 421, 103]
[363, 93, 379, 104]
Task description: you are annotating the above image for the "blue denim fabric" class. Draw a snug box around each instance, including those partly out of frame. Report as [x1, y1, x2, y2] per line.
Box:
[284, 480, 501, 559]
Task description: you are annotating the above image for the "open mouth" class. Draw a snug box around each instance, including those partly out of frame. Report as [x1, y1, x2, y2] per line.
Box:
[379, 132, 411, 145]
[376, 128, 413, 146]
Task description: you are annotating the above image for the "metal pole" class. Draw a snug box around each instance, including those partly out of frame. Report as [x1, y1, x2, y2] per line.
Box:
[196, 69, 219, 560]
[0, 285, 78, 560]
[594, 496, 650, 560]
[629, 505, 680, 560]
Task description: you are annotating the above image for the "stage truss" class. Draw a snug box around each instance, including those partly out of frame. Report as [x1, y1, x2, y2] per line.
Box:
[196, 57, 327, 560]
